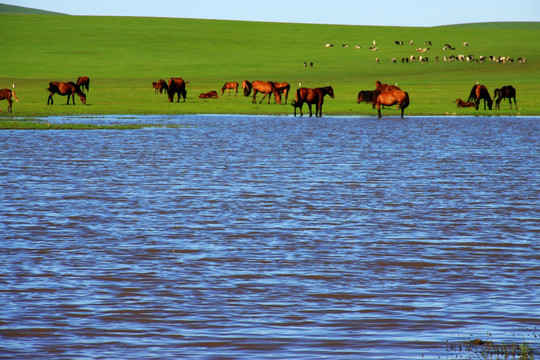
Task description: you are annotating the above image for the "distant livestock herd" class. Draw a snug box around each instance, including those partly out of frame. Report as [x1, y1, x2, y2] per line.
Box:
[0, 76, 519, 117]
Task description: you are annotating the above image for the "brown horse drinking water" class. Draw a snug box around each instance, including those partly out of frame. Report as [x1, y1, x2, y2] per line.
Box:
[0, 89, 19, 113]
[376, 90, 409, 118]
[467, 84, 492, 110]
[221, 82, 239, 96]
[292, 86, 335, 117]
[47, 82, 86, 105]
[247, 81, 281, 105]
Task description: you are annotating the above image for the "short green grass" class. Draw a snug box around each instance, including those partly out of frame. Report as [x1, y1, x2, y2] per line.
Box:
[1, 14, 539, 117]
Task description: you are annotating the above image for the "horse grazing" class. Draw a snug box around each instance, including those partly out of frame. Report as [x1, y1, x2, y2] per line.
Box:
[168, 77, 187, 102]
[242, 80, 252, 97]
[292, 86, 335, 117]
[249, 81, 281, 104]
[199, 91, 219, 99]
[152, 79, 168, 94]
[221, 82, 239, 96]
[47, 82, 86, 105]
[456, 98, 475, 108]
[273, 82, 291, 104]
[376, 90, 409, 118]
[77, 76, 90, 92]
[0, 89, 19, 113]
[357, 90, 378, 109]
[467, 84, 492, 110]
[494, 85, 517, 109]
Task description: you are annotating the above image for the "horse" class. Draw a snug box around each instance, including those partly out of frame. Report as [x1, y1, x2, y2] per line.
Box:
[376, 90, 409, 118]
[153, 79, 168, 94]
[375, 80, 401, 92]
[199, 91, 219, 99]
[77, 76, 90, 92]
[292, 86, 335, 117]
[250, 81, 281, 104]
[273, 82, 291, 104]
[47, 82, 86, 105]
[0, 89, 19, 113]
[168, 77, 187, 102]
[221, 82, 239, 96]
[456, 98, 475, 108]
[467, 84, 492, 110]
[242, 80, 252, 96]
[357, 90, 378, 109]
[494, 85, 517, 109]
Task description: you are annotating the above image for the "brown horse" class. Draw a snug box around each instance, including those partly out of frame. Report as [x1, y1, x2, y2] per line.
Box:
[375, 80, 401, 92]
[292, 86, 335, 117]
[242, 80, 252, 96]
[357, 90, 378, 109]
[77, 76, 90, 92]
[494, 85, 517, 109]
[168, 77, 187, 102]
[221, 82, 239, 96]
[456, 98, 475, 108]
[467, 84, 492, 110]
[152, 79, 168, 94]
[199, 91, 219, 99]
[0, 89, 19, 113]
[273, 82, 291, 104]
[47, 82, 86, 105]
[376, 90, 409, 118]
[249, 81, 281, 104]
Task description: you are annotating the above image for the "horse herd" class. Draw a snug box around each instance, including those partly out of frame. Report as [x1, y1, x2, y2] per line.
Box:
[0, 75, 517, 117]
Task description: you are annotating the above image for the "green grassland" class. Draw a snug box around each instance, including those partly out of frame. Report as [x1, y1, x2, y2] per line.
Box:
[1, 13, 539, 117]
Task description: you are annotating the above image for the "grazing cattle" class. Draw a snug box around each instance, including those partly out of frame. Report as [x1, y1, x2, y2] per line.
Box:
[376, 90, 410, 118]
[494, 85, 517, 110]
[47, 82, 86, 105]
[325, 43, 334, 48]
[456, 98, 475, 108]
[167, 77, 187, 102]
[467, 84, 492, 110]
[77, 76, 90, 92]
[199, 91, 219, 99]
[221, 82, 239, 96]
[0, 89, 19, 113]
[395, 40, 404, 45]
[273, 82, 291, 104]
[292, 86, 334, 117]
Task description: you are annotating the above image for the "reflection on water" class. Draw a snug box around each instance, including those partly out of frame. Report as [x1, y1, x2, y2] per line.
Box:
[1, 115, 539, 359]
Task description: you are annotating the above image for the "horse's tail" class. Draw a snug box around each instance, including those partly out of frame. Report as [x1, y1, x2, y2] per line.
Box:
[11, 91, 19, 102]
[295, 88, 302, 103]
[467, 85, 477, 102]
[493, 88, 500, 100]
[402, 92, 410, 109]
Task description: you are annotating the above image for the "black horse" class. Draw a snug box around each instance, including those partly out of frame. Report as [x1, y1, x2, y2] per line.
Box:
[494, 85, 517, 110]
[468, 84, 492, 110]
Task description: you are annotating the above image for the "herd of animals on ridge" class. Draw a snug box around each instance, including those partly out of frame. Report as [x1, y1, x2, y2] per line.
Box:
[0, 39, 523, 117]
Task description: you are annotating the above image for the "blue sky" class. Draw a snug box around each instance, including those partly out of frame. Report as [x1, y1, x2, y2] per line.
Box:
[2, 0, 539, 26]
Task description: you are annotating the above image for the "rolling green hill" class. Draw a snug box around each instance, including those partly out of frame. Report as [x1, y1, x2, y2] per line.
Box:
[0, 3, 63, 15]
[0, 13, 539, 117]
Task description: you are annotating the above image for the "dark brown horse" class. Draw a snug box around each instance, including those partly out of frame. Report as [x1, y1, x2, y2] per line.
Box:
[494, 85, 517, 109]
[357, 90, 378, 109]
[467, 84, 492, 110]
[273, 82, 291, 104]
[77, 76, 90, 92]
[456, 98, 475, 108]
[199, 91, 219, 99]
[242, 80, 252, 96]
[47, 82, 86, 105]
[0, 89, 19, 113]
[153, 79, 168, 94]
[249, 81, 281, 104]
[221, 82, 239, 96]
[168, 77, 187, 102]
[292, 86, 335, 117]
[376, 90, 409, 118]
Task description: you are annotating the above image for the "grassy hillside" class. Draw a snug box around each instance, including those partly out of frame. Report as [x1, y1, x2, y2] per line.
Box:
[0, 4, 63, 15]
[0, 14, 539, 117]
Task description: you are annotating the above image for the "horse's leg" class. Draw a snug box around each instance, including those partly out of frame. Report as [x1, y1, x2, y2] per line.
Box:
[259, 91, 270, 104]
[252, 90, 258, 104]
[7, 98, 12, 113]
[308, 103, 313, 117]
[377, 103, 382, 118]
[48, 93, 53, 105]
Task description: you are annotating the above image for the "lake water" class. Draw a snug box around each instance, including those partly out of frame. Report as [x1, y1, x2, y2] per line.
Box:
[1, 115, 539, 359]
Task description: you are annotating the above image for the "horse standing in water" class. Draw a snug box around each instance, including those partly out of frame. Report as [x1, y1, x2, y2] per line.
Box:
[467, 84, 492, 110]
[47, 82, 86, 105]
[292, 86, 335, 117]
[245, 81, 281, 104]
[494, 85, 517, 109]
[376, 90, 409, 118]
[221, 82, 239, 96]
[77, 76, 90, 92]
[0, 89, 19, 113]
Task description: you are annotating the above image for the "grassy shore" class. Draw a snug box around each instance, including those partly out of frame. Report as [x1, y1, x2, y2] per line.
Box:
[1, 14, 539, 118]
